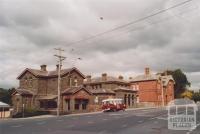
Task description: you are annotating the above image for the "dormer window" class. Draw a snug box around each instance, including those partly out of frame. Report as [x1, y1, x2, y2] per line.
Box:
[74, 79, 78, 87]
[24, 77, 28, 81]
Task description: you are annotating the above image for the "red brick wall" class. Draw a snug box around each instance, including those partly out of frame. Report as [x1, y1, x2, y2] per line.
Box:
[137, 81, 160, 104]
[131, 80, 174, 106]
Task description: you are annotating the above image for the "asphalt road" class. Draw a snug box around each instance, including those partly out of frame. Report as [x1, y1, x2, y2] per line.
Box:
[1, 106, 200, 134]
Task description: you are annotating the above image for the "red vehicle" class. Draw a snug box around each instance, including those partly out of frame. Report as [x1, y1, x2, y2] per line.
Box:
[102, 98, 126, 112]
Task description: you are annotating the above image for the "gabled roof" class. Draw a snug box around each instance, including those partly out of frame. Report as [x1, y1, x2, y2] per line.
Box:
[62, 86, 92, 95]
[17, 67, 85, 79]
[89, 88, 115, 95]
[114, 87, 137, 93]
[12, 89, 34, 96]
[130, 73, 175, 86]
[130, 74, 159, 82]
[161, 75, 175, 86]
[84, 76, 129, 84]
[38, 95, 57, 100]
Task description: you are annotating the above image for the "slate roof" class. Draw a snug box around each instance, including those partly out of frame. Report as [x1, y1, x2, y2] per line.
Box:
[17, 67, 85, 79]
[62, 86, 92, 95]
[13, 89, 34, 96]
[84, 76, 129, 84]
[114, 87, 136, 93]
[130, 73, 174, 86]
[89, 88, 115, 95]
[37, 95, 57, 100]
[130, 74, 159, 82]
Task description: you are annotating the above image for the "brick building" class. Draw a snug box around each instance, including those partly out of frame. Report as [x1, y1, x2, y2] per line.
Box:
[129, 68, 175, 106]
[12, 65, 137, 114]
[12, 65, 174, 115]
[84, 73, 138, 108]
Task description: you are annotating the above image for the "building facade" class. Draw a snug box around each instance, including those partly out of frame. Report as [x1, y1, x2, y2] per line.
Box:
[129, 68, 175, 106]
[84, 73, 138, 108]
[12, 65, 93, 114]
[12, 65, 174, 115]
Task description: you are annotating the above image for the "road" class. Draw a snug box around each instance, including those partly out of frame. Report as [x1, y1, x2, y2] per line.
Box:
[0, 107, 200, 134]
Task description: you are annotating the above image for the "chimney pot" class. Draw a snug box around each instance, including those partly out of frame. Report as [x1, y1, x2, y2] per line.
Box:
[86, 75, 91, 82]
[56, 64, 62, 71]
[40, 65, 47, 71]
[118, 75, 123, 80]
[102, 73, 107, 81]
[145, 67, 150, 75]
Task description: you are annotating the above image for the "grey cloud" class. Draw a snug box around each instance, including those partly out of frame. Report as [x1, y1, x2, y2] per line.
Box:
[0, 0, 200, 90]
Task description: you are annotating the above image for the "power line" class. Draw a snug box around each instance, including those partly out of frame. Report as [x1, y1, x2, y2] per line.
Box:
[65, 0, 193, 46]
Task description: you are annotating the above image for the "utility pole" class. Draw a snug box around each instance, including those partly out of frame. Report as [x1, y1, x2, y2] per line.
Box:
[54, 48, 66, 116]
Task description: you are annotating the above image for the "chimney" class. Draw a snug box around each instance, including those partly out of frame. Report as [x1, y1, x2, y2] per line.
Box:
[129, 77, 133, 80]
[145, 67, 150, 75]
[56, 64, 62, 71]
[86, 75, 91, 82]
[164, 71, 168, 76]
[118, 75, 123, 80]
[102, 73, 107, 81]
[40, 65, 47, 71]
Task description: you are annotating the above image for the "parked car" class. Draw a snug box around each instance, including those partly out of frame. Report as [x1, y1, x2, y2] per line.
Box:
[102, 98, 126, 112]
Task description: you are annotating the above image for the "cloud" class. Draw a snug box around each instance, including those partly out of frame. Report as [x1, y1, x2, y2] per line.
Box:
[0, 0, 200, 90]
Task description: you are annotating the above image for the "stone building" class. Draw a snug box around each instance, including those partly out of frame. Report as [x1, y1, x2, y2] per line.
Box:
[12, 65, 93, 114]
[84, 73, 138, 108]
[129, 68, 175, 106]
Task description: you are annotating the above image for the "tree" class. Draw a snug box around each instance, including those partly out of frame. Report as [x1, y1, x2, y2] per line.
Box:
[160, 69, 190, 98]
[192, 92, 200, 102]
[181, 90, 193, 99]
[0, 88, 15, 105]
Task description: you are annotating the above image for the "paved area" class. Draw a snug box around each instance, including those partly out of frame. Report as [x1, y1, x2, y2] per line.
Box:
[0, 107, 199, 134]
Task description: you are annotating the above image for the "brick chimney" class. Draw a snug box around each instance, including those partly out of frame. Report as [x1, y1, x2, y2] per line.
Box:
[118, 75, 123, 80]
[164, 71, 168, 76]
[102, 73, 107, 81]
[56, 64, 62, 71]
[40, 65, 47, 71]
[145, 67, 150, 75]
[86, 75, 91, 82]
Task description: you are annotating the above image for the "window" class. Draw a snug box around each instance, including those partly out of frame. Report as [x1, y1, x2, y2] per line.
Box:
[75, 99, 80, 110]
[82, 100, 88, 110]
[40, 101, 45, 108]
[47, 101, 57, 108]
[136, 84, 139, 90]
[24, 76, 28, 80]
[40, 101, 57, 109]
[74, 79, 78, 87]
[28, 77, 33, 87]
[132, 85, 135, 90]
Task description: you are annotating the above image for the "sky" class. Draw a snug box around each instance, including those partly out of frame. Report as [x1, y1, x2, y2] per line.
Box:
[0, 0, 200, 90]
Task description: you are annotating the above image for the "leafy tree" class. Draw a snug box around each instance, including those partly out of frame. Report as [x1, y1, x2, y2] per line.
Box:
[0, 88, 15, 105]
[160, 69, 190, 98]
[181, 90, 193, 99]
[192, 92, 200, 102]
